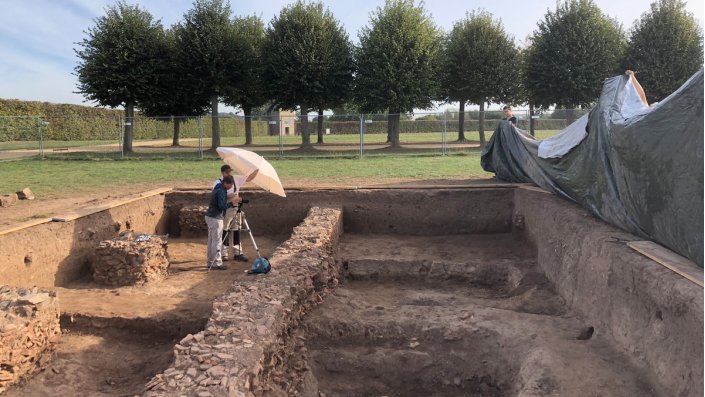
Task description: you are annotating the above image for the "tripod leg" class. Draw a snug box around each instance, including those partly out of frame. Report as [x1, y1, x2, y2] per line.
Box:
[240, 214, 261, 257]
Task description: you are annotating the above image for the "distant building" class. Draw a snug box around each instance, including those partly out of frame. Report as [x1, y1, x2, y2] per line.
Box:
[267, 110, 296, 136]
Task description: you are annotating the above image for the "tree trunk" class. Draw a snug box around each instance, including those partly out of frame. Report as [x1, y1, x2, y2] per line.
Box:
[457, 101, 466, 142]
[566, 107, 576, 126]
[299, 104, 311, 148]
[529, 103, 536, 137]
[316, 108, 324, 144]
[243, 105, 253, 145]
[172, 117, 181, 146]
[211, 95, 220, 150]
[478, 102, 486, 148]
[388, 111, 401, 148]
[123, 100, 134, 153]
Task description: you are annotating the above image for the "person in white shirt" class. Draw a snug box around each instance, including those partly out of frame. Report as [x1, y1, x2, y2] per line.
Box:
[213, 165, 240, 260]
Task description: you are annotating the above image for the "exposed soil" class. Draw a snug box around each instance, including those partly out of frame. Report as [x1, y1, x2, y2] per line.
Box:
[301, 233, 666, 397]
[0, 178, 500, 229]
[4, 236, 285, 397]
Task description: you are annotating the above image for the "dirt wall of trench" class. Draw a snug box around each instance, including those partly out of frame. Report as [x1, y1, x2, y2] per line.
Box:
[513, 187, 703, 397]
[165, 187, 514, 237]
[0, 192, 169, 288]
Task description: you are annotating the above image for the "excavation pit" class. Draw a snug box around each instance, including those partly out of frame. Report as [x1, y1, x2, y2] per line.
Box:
[302, 233, 662, 397]
[0, 186, 700, 397]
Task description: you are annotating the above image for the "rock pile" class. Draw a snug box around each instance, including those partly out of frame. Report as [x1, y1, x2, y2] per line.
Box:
[93, 233, 170, 286]
[179, 206, 208, 236]
[0, 286, 60, 394]
[143, 206, 343, 397]
[0, 194, 17, 208]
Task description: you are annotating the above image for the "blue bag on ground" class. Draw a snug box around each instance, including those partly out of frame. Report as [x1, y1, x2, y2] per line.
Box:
[248, 257, 271, 274]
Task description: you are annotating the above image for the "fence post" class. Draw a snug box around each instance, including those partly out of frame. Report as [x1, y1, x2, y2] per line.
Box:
[442, 111, 447, 156]
[359, 114, 364, 159]
[118, 115, 124, 159]
[278, 117, 283, 159]
[198, 116, 203, 159]
[36, 117, 44, 158]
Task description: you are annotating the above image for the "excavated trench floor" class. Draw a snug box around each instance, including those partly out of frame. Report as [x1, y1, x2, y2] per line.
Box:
[5, 236, 285, 397]
[302, 234, 666, 397]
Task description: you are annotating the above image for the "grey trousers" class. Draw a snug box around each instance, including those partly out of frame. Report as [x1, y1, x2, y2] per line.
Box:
[205, 215, 224, 267]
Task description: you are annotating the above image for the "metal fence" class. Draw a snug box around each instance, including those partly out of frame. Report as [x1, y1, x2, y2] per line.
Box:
[0, 109, 591, 160]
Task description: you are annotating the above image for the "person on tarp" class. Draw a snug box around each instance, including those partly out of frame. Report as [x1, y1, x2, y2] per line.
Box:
[206, 175, 238, 270]
[626, 70, 648, 106]
[502, 105, 517, 127]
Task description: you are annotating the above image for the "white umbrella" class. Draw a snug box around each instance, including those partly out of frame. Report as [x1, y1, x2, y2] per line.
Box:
[216, 147, 286, 197]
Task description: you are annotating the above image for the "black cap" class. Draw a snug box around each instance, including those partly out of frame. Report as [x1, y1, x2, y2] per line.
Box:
[221, 164, 233, 173]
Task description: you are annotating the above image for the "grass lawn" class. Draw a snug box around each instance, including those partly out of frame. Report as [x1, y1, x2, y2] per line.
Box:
[0, 152, 492, 199]
[0, 129, 562, 151]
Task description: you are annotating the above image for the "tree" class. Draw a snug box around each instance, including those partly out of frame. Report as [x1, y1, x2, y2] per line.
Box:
[75, 1, 166, 152]
[176, 0, 239, 150]
[263, 1, 354, 148]
[525, 0, 626, 123]
[139, 28, 210, 146]
[440, 10, 519, 145]
[223, 15, 267, 145]
[355, 0, 443, 147]
[623, 0, 704, 102]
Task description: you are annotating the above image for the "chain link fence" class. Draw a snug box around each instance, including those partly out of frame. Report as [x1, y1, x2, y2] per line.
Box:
[0, 109, 591, 160]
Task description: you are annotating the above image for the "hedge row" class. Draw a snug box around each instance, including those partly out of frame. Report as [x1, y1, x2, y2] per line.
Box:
[0, 98, 582, 141]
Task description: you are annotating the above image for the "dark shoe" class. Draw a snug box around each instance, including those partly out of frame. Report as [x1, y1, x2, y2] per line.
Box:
[235, 254, 249, 262]
[213, 264, 228, 270]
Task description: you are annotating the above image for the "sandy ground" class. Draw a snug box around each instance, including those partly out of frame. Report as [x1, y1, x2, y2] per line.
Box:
[302, 233, 666, 397]
[5, 236, 285, 397]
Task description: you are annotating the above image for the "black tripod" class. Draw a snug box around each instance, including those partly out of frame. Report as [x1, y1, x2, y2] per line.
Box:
[227, 201, 261, 261]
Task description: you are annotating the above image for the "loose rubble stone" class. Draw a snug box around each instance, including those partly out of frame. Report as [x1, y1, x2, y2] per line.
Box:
[16, 187, 35, 200]
[0, 286, 60, 394]
[93, 233, 169, 286]
[0, 194, 18, 208]
[143, 207, 342, 397]
[179, 206, 209, 236]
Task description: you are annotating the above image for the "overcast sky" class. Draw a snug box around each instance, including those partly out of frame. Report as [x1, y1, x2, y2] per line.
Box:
[0, 0, 702, 112]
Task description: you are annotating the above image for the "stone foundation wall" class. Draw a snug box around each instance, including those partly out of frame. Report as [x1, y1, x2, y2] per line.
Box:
[0, 286, 60, 394]
[178, 206, 208, 237]
[93, 234, 169, 286]
[143, 206, 343, 397]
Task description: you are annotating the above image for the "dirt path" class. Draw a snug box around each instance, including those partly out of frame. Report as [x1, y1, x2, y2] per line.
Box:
[0, 178, 499, 229]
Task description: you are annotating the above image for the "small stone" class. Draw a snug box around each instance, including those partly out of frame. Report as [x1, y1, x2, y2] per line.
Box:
[187, 367, 198, 378]
[17, 188, 35, 200]
[409, 341, 420, 348]
[197, 392, 212, 397]
[0, 194, 18, 208]
[18, 293, 50, 305]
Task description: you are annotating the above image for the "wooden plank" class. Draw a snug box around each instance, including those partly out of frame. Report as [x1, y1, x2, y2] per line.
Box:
[627, 241, 703, 287]
[0, 218, 53, 237]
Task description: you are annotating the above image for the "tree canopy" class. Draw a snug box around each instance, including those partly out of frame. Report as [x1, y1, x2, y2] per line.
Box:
[441, 10, 519, 143]
[224, 15, 268, 145]
[175, 0, 239, 149]
[524, 0, 627, 109]
[74, 1, 166, 152]
[623, 0, 704, 102]
[262, 1, 354, 147]
[354, 0, 443, 147]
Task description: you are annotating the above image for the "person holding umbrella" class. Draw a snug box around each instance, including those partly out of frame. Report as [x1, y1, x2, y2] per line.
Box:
[205, 175, 238, 270]
[213, 165, 245, 261]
